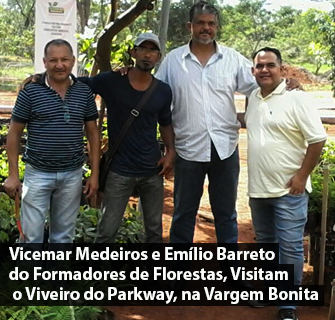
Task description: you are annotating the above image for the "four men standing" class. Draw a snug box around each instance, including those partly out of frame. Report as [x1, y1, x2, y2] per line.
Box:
[3, 2, 327, 318]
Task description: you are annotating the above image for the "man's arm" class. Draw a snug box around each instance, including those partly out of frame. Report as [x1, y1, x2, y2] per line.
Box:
[286, 140, 326, 195]
[84, 120, 100, 199]
[157, 124, 175, 176]
[4, 121, 25, 198]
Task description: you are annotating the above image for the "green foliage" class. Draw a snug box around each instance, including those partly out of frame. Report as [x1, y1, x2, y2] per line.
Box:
[75, 205, 101, 243]
[318, 4, 335, 96]
[116, 203, 145, 244]
[0, 3, 34, 59]
[271, 8, 331, 74]
[0, 197, 145, 244]
[0, 192, 17, 243]
[309, 140, 335, 217]
[74, 202, 145, 244]
[299, 63, 331, 75]
[221, 0, 275, 58]
[0, 305, 102, 320]
[0, 150, 25, 183]
[76, 29, 97, 74]
[77, 29, 134, 73]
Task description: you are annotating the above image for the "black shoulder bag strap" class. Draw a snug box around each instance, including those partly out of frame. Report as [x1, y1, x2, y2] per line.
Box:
[104, 77, 159, 169]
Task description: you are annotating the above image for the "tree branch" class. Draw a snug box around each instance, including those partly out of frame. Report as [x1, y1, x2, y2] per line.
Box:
[95, 0, 155, 72]
[111, 0, 118, 22]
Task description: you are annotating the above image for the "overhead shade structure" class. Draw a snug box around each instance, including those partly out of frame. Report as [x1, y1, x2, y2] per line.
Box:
[35, 0, 77, 74]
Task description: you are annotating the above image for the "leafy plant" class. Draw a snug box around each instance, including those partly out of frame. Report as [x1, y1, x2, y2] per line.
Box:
[77, 29, 134, 73]
[75, 205, 101, 243]
[309, 140, 335, 218]
[0, 192, 17, 243]
[116, 204, 145, 244]
[0, 305, 103, 320]
[74, 203, 145, 244]
[0, 150, 25, 183]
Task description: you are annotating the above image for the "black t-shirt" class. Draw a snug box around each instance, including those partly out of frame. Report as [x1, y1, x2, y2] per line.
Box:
[79, 71, 172, 177]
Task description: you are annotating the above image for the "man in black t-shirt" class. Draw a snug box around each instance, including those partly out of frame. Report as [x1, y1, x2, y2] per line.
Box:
[80, 33, 175, 243]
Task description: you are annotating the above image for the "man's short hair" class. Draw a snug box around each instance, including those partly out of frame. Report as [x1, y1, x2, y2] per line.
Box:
[189, 1, 220, 24]
[44, 39, 73, 57]
[252, 47, 282, 65]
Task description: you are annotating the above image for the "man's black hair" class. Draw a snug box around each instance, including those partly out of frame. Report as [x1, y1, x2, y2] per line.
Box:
[44, 39, 73, 57]
[189, 1, 220, 24]
[252, 47, 282, 65]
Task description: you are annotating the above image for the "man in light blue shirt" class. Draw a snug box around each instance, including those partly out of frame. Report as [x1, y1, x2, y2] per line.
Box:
[156, 1, 257, 246]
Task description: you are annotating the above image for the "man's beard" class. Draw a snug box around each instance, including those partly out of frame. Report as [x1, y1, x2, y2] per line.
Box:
[194, 35, 214, 45]
[136, 62, 154, 72]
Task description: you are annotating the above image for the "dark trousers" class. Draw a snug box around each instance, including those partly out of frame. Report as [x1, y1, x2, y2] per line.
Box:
[170, 145, 239, 244]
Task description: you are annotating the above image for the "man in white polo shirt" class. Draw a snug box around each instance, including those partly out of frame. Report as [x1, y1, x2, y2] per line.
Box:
[243, 47, 327, 320]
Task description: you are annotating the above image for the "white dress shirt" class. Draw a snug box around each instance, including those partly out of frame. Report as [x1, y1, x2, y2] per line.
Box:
[156, 42, 257, 162]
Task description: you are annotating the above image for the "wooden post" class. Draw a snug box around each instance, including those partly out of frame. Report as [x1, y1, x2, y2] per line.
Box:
[319, 164, 329, 286]
[328, 279, 335, 320]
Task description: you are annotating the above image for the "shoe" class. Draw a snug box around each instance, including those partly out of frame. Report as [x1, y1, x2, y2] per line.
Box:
[278, 308, 297, 320]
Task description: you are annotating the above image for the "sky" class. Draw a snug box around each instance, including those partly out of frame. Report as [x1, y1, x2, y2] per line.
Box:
[223, 0, 334, 11]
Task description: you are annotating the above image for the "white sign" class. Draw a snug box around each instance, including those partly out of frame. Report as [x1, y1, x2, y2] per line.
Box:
[35, 0, 77, 74]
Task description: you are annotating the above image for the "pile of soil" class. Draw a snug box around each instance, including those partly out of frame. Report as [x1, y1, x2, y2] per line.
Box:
[282, 65, 329, 85]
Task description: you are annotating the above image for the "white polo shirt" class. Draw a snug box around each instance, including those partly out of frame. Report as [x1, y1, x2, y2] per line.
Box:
[156, 42, 257, 162]
[245, 80, 327, 198]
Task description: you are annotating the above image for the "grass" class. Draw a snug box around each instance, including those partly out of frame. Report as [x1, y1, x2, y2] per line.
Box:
[304, 83, 332, 92]
[0, 56, 34, 86]
[298, 63, 331, 75]
[0, 65, 34, 80]
[0, 59, 34, 92]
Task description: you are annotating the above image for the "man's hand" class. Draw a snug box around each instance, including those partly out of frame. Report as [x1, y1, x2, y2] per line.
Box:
[84, 174, 99, 199]
[20, 73, 42, 91]
[285, 78, 303, 91]
[4, 176, 22, 199]
[157, 151, 176, 176]
[285, 172, 308, 195]
[118, 66, 132, 76]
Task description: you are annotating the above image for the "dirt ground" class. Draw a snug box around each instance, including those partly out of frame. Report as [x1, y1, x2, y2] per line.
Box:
[108, 127, 332, 320]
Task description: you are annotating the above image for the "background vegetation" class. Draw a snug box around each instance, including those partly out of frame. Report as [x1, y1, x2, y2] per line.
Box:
[0, 0, 333, 78]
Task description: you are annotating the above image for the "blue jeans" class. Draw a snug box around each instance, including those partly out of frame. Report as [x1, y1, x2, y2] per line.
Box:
[249, 193, 309, 309]
[170, 146, 239, 244]
[95, 171, 163, 243]
[21, 164, 83, 243]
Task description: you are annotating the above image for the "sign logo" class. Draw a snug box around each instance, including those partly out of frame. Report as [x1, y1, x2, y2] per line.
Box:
[48, 2, 64, 14]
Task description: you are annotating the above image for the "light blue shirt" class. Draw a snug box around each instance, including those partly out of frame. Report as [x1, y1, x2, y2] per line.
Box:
[156, 42, 257, 162]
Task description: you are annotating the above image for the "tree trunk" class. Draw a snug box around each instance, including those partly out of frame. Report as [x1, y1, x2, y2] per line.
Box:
[77, 0, 91, 34]
[158, 0, 171, 61]
[111, 0, 118, 22]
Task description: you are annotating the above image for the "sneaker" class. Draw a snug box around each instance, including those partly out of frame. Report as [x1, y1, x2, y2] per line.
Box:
[278, 308, 297, 320]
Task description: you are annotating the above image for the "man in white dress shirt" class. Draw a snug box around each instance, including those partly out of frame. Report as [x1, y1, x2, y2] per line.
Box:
[156, 1, 257, 245]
